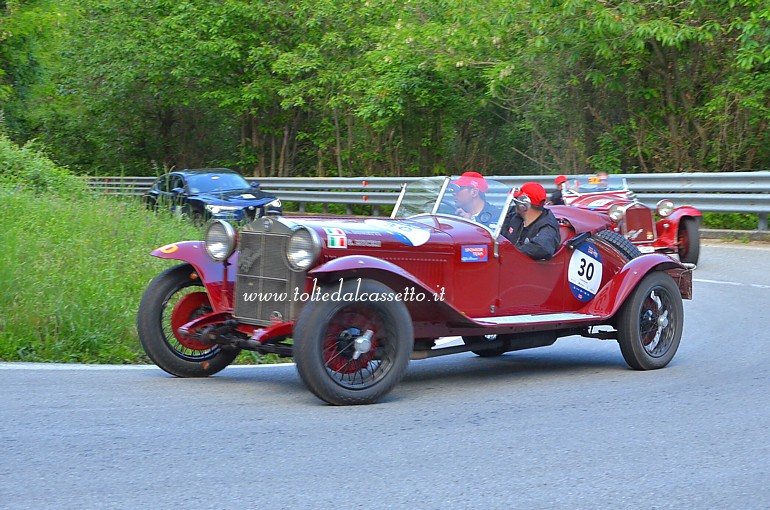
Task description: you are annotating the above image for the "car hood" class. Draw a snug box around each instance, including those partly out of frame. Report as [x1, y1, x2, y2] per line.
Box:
[278, 216, 456, 252]
[568, 192, 633, 213]
[194, 189, 276, 206]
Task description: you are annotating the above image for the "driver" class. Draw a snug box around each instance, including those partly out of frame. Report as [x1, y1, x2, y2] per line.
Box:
[502, 182, 560, 260]
[450, 171, 501, 229]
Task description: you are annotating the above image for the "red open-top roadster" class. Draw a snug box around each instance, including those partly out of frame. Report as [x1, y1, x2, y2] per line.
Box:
[561, 175, 702, 264]
[137, 177, 692, 405]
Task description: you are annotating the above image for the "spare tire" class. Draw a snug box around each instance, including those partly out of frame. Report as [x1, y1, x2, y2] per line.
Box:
[595, 230, 642, 261]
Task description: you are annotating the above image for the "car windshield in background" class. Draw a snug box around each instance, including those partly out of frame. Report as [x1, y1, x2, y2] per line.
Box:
[187, 173, 250, 194]
[565, 174, 628, 194]
[392, 176, 511, 235]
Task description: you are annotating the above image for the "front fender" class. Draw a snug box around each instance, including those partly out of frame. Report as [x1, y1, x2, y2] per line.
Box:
[669, 206, 702, 220]
[582, 254, 687, 318]
[308, 255, 474, 329]
[309, 255, 440, 296]
[151, 241, 237, 311]
[655, 207, 701, 248]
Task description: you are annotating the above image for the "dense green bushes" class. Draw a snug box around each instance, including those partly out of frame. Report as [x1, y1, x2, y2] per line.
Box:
[0, 132, 85, 194]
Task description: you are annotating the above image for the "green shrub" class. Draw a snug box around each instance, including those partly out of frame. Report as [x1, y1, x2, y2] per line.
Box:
[0, 133, 86, 195]
[702, 212, 759, 230]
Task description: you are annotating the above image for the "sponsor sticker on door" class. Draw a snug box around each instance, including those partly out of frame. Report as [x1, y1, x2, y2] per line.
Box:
[461, 245, 488, 262]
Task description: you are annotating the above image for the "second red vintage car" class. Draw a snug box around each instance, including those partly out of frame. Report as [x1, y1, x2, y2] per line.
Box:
[559, 174, 702, 264]
[137, 177, 693, 405]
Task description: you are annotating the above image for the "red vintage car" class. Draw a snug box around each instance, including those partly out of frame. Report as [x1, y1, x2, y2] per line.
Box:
[560, 175, 702, 264]
[137, 177, 693, 405]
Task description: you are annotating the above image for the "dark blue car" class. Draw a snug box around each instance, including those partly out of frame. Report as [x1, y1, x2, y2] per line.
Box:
[144, 168, 282, 225]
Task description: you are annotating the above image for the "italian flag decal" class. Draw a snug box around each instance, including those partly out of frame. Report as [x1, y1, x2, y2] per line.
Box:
[324, 228, 347, 249]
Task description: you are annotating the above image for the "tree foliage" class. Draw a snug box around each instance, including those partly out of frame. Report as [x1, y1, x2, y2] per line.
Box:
[2, 0, 770, 176]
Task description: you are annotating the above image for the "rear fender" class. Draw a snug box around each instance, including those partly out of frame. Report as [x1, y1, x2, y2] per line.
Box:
[581, 254, 691, 318]
[151, 241, 237, 311]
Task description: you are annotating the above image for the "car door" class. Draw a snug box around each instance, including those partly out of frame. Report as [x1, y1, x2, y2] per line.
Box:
[495, 235, 568, 315]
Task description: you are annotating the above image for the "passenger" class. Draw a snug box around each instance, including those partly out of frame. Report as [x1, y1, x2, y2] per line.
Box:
[450, 171, 501, 229]
[502, 182, 561, 260]
[551, 175, 567, 205]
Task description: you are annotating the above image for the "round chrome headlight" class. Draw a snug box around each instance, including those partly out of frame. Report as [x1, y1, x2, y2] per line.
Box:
[656, 199, 675, 218]
[286, 227, 319, 270]
[205, 220, 237, 261]
[608, 204, 623, 222]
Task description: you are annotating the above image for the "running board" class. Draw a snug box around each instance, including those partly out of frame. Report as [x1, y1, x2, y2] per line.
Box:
[474, 312, 602, 326]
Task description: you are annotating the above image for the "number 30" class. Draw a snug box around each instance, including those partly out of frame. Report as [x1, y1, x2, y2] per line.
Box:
[578, 257, 595, 280]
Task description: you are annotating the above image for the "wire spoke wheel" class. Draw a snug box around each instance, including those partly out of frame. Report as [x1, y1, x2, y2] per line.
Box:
[137, 264, 239, 377]
[618, 271, 684, 370]
[322, 305, 394, 389]
[294, 279, 414, 405]
[164, 288, 218, 360]
[638, 288, 676, 357]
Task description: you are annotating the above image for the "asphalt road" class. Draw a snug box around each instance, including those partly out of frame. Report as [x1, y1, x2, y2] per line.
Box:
[1, 242, 769, 509]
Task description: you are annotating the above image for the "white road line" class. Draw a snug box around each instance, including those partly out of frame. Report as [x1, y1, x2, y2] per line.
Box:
[694, 278, 742, 286]
[694, 278, 770, 289]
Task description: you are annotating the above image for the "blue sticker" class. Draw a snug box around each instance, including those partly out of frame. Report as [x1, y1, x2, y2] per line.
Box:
[461, 245, 489, 262]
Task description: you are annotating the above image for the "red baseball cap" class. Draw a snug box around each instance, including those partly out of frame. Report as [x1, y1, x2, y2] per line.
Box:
[554, 175, 567, 185]
[514, 182, 547, 207]
[453, 171, 489, 192]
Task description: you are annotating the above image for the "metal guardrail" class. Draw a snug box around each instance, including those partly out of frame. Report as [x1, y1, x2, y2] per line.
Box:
[85, 171, 770, 230]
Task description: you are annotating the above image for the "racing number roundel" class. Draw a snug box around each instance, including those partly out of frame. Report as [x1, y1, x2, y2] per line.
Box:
[568, 242, 603, 302]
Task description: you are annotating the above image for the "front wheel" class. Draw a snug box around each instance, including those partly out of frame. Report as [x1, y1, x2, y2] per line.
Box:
[617, 271, 684, 370]
[293, 279, 414, 405]
[678, 217, 700, 264]
[137, 263, 239, 377]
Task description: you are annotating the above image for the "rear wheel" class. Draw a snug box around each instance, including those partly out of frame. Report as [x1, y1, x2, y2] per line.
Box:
[617, 271, 683, 370]
[678, 217, 700, 264]
[293, 279, 413, 405]
[137, 264, 239, 377]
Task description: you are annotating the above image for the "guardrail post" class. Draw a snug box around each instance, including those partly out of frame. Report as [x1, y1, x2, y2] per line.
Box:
[759, 213, 768, 231]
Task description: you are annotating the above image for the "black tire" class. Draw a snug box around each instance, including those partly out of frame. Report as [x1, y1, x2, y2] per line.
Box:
[595, 229, 643, 261]
[463, 335, 507, 357]
[293, 279, 414, 405]
[678, 217, 700, 264]
[617, 271, 683, 370]
[137, 263, 239, 377]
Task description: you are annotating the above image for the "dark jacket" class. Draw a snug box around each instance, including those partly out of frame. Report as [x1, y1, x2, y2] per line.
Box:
[502, 207, 561, 260]
[472, 201, 503, 229]
[550, 189, 564, 205]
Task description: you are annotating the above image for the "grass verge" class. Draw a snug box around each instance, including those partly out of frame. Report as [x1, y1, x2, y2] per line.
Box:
[1, 191, 288, 364]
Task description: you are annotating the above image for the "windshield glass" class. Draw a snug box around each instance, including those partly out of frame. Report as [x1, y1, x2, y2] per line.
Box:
[564, 174, 628, 195]
[392, 176, 511, 236]
[187, 173, 250, 193]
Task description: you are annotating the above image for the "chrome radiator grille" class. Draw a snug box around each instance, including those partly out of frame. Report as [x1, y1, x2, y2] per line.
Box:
[233, 225, 305, 326]
[622, 204, 656, 243]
